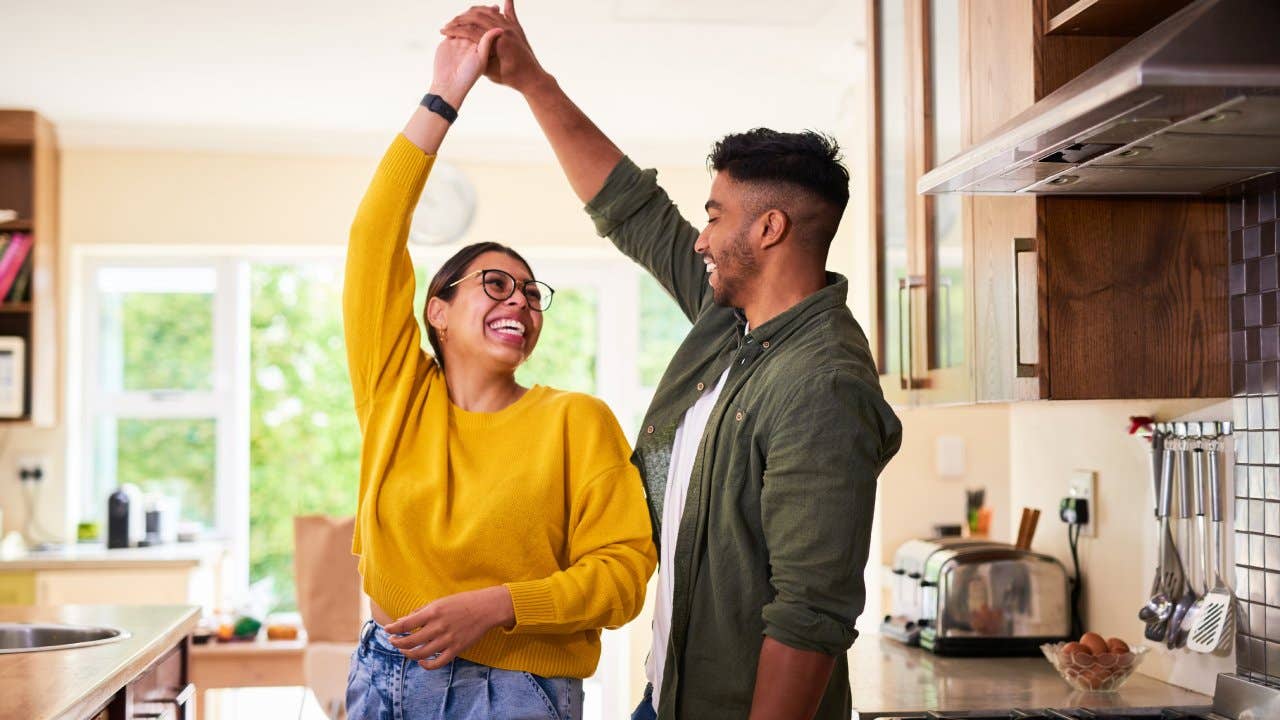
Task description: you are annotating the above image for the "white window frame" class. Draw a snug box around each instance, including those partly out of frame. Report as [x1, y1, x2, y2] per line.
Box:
[70, 250, 252, 605]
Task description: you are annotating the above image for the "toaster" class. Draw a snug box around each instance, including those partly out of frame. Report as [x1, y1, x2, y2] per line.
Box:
[882, 537, 1006, 645]
[884, 539, 1072, 656]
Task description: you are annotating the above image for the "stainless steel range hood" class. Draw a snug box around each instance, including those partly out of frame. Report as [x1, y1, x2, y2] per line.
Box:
[918, 0, 1280, 196]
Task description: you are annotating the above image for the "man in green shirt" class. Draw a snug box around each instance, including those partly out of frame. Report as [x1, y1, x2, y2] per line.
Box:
[445, 5, 903, 719]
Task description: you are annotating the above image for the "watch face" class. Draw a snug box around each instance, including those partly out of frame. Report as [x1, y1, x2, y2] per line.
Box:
[409, 160, 476, 245]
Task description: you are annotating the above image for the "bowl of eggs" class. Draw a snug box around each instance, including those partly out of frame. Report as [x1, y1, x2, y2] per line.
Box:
[1040, 632, 1148, 692]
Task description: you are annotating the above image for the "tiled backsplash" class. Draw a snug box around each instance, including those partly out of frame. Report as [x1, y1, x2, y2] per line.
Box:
[1229, 172, 1280, 684]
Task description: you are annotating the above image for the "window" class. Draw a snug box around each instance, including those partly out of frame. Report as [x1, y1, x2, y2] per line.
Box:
[79, 261, 243, 545]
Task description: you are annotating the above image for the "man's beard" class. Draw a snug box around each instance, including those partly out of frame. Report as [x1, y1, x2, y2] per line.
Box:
[711, 228, 757, 307]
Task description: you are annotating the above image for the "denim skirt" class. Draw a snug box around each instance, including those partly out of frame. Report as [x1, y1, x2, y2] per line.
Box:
[346, 620, 584, 720]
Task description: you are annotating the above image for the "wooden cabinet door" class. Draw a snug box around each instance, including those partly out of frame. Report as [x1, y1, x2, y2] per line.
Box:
[915, 0, 971, 404]
[869, 0, 917, 405]
[869, 0, 972, 405]
[962, 0, 1044, 403]
[0, 571, 36, 604]
[962, 0, 1230, 401]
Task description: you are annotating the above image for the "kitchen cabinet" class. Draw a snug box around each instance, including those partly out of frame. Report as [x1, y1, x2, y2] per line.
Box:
[964, 0, 1229, 401]
[868, 0, 970, 406]
[0, 110, 60, 425]
[0, 543, 226, 610]
[868, 0, 1230, 404]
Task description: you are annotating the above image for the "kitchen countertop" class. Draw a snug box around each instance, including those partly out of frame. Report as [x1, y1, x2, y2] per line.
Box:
[0, 604, 199, 720]
[850, 634, 1212, 717]
[0, 541, 226, 570]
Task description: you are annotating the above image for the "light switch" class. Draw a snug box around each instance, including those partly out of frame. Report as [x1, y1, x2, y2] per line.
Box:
[936, 436, 966, 478]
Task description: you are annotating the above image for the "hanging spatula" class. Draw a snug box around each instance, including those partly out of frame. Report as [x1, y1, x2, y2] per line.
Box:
[1188, 438, 1234, 653]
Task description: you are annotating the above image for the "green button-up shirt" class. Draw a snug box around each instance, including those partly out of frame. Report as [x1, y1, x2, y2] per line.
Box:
[586, 157, 903, 719]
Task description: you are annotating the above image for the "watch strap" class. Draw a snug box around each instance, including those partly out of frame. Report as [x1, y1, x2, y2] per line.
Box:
[421, 93, 459, 123]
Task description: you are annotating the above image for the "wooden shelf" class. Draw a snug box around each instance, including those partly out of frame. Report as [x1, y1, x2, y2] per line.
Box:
[0, 109, 59, 426]
[1046, 0, 1194, 36]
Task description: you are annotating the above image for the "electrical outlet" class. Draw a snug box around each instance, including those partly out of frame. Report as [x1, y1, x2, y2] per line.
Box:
[1068, 470, 1096, 537]
[16, 455, 47, 483]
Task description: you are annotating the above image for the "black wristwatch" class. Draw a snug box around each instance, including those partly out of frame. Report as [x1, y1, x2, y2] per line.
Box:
[421, 93, 459, 124]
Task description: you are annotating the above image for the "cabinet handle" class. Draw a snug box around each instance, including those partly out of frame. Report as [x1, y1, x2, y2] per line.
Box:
[1013, 238, 1039, 378]
[167, 683, 196, 707]
[897, 276, 927, 389]
[133, 684, 195, 720]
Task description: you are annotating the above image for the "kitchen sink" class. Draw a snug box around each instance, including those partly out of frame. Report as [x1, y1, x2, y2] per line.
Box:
[0, 623, 130, 654]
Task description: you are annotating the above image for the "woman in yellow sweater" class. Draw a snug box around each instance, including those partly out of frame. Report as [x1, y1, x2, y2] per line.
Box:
[343, 30, 656, 720]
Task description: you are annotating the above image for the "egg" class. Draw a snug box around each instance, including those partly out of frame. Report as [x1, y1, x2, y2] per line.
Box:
[1106, 637, 1130, 654]
[1062, 641, 1089, 656]
[1080, 632, 1108, 655]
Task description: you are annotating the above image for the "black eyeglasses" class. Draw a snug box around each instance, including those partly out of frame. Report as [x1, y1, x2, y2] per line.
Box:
[447, 269, 555, 312]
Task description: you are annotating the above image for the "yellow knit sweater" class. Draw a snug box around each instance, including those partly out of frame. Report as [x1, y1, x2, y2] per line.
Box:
[343, 134, 656, 679]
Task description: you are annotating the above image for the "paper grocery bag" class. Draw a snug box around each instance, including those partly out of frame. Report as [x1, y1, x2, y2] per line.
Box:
[293, 515, 367, 642]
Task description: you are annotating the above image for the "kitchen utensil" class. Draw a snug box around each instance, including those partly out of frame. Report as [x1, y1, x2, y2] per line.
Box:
[1173, 443, 1209, 647]
[1188, 439, 1236, 653]
[1167, 438, 1198, 648]
[1016, 508, 1041, 550]
[1139, 432, 1167, 623]
[1141, 439, 1183, 641]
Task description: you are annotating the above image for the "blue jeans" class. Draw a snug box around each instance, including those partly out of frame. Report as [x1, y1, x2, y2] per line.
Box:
[629, 683, 656, 720]
[346, 620, 584, 720]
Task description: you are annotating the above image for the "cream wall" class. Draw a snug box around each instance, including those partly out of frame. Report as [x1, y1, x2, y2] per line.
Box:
[60, 146, 713, 249]
[877, 404, 1012, 562]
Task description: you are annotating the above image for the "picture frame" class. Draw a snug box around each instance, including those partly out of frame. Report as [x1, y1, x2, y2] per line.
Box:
[0, 336, 26, 418]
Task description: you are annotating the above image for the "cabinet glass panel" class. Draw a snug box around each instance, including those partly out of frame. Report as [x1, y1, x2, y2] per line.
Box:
[877, 0, 909, 377]
[95, 267, 215, 392]
[929, 0, 964, 369]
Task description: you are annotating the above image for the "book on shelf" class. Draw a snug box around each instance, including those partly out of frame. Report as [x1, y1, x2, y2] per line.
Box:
[0, 210, 15, 224]
[0, 233, 32, 302]
[7, 255, 32, 303]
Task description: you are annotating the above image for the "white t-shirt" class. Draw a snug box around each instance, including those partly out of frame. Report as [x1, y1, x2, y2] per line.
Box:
[645, 365, 732, 712]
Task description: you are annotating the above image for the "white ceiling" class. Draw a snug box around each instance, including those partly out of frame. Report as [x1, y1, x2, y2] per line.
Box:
[0, 0, 866, 164]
